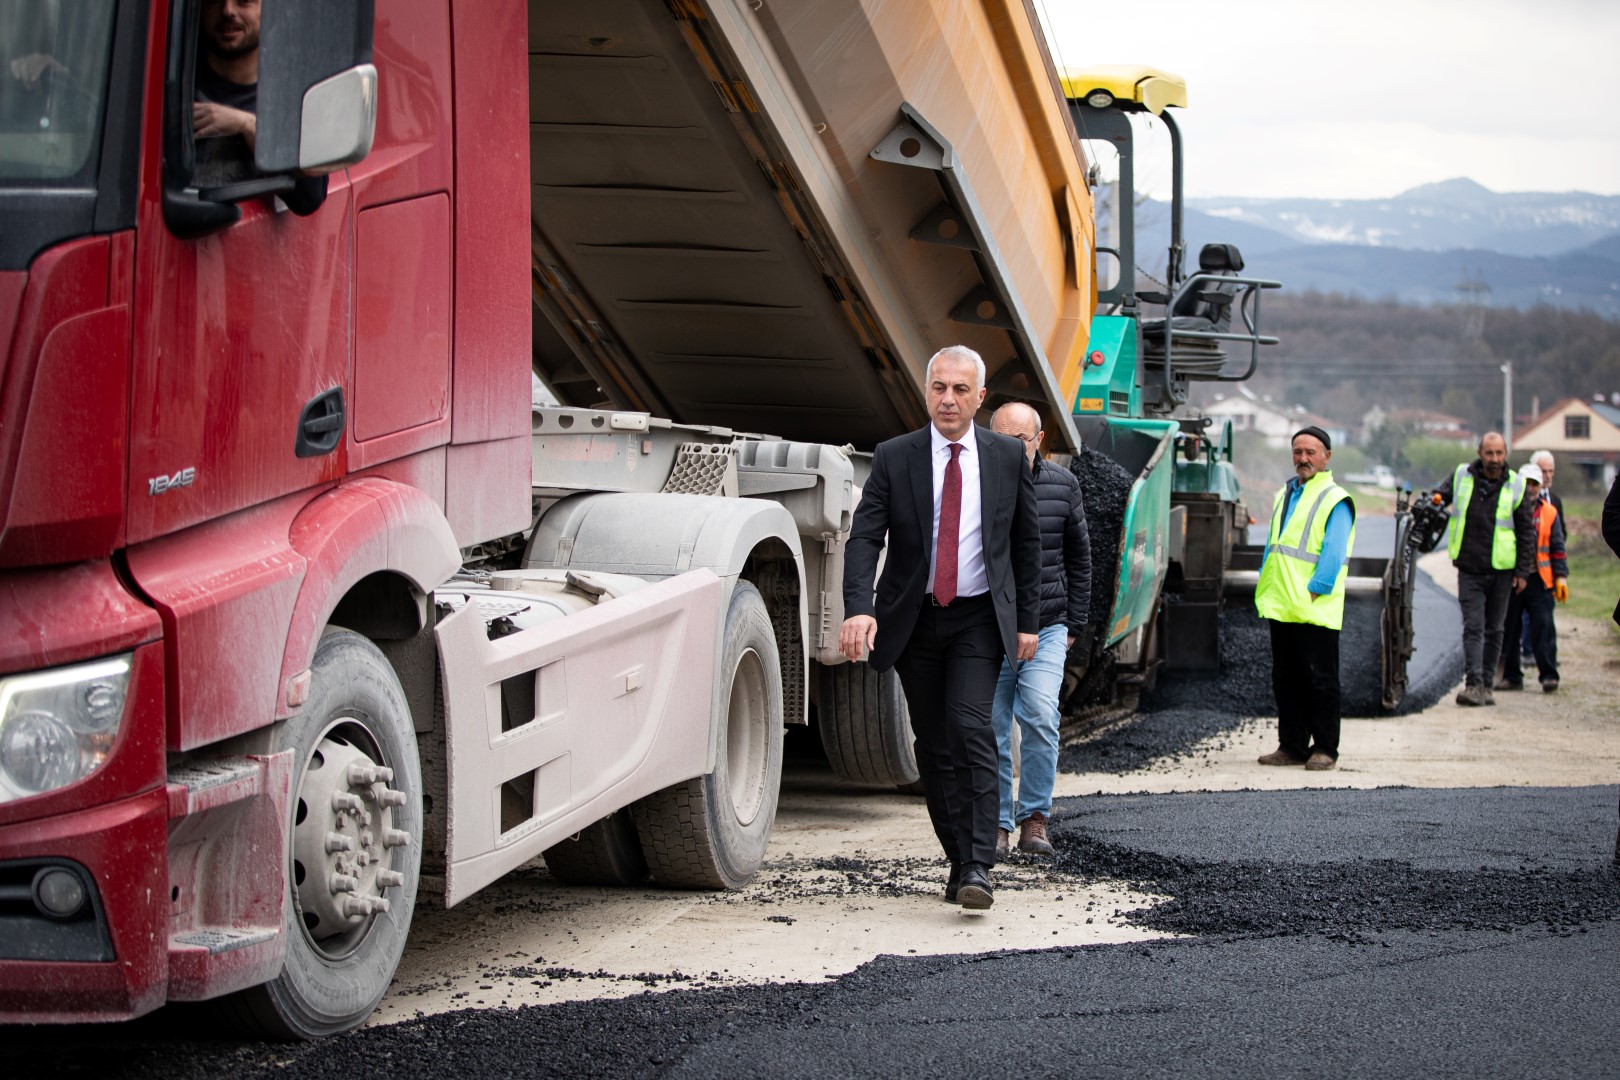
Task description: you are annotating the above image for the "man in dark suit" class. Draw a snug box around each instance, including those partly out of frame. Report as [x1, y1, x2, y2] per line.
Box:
[840, 345, 1041, 910]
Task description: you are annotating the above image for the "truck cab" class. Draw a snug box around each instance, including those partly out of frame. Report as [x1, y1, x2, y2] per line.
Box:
[0, 0, 544, 1028]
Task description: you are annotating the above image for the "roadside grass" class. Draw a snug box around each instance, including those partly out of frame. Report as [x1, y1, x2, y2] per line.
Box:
[1559, 498, 1620, 628]
[1346, 485, 1399, 517]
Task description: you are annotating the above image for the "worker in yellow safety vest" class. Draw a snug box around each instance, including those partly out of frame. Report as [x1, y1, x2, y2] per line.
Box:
[1433, 432, 1535, 707]
[1497, 463, 1567, 692]
[1255, 426, 1356, 772]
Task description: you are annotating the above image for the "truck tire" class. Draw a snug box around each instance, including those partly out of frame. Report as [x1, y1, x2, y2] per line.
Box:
[543, 810, 649, 886]
[816, 662, 920, 788]
[633, 581, 783, 890]
[219, 630, 422, 1040]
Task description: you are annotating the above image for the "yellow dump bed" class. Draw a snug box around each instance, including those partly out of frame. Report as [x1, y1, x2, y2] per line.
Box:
[528, 0, 1094, 452]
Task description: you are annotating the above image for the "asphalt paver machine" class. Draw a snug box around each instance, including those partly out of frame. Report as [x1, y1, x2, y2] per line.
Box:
[1058, 67, 1425, 722]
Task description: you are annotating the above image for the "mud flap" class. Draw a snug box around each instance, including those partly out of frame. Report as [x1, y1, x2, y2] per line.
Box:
[436, 570, 721, 906]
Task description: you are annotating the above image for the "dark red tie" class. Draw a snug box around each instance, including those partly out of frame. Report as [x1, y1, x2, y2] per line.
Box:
[935, 442, 962, 605]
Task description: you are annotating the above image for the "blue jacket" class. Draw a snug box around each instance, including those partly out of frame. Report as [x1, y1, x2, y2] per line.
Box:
[1259, 476, 1352, 595]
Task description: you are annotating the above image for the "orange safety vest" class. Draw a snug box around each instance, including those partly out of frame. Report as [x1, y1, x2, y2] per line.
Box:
[1533, 498, 1557, 588]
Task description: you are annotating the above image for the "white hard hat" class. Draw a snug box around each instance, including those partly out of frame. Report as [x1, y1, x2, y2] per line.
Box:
[1519, 463, 1543, 485]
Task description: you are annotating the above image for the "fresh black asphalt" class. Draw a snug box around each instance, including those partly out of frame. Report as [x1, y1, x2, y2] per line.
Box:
[1061, 527, 1463, 777]
[15, 784, 1618, 1079]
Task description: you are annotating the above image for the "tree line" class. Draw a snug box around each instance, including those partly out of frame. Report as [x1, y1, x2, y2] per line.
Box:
[1223, 291, 1620, 487]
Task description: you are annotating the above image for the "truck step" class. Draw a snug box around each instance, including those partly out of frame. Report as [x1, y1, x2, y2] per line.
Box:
[170, 927, 279, 956]
[166, 757, 265, 820]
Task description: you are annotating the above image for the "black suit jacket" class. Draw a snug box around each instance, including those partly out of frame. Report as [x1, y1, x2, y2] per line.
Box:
[843, 424, 1042, 672]
[1603, 473, 1620, 626]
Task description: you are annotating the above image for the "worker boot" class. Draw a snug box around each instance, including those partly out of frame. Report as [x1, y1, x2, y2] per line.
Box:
[1017, 813, 1055, 857]
[995, 829, 1011, 863]
[1455, 684, 1487, 707]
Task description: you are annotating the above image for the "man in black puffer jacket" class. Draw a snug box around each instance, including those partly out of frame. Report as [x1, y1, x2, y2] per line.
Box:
[988, 403, 1092, 858]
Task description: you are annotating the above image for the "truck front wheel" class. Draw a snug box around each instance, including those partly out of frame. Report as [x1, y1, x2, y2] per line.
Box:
[220, 630, 423, 1039]
[633, 581, 784, 889]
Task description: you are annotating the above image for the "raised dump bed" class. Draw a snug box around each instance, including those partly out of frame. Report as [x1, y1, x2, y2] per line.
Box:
[525, 0, 1095, 452]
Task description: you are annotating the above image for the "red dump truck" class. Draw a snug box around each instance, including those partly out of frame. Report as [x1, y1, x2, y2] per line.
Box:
[0, 0, 1096, 1036]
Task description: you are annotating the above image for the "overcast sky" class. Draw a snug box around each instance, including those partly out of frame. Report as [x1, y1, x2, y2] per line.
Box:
[1038, 0, 1620, 201]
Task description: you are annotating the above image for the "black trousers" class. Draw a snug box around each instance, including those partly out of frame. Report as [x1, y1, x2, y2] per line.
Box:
[894, 592, 1002, 870]
[1502, 577, 1559, 683]
[1457, 569, 1513, 687]
[1268, 619, 1341, 760]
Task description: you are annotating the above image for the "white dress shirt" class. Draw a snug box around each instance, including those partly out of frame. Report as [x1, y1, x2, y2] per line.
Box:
[927, 422, 988, 598]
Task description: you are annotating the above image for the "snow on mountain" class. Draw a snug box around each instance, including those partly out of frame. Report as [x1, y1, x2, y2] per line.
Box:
[1187, 179, 1620, 258]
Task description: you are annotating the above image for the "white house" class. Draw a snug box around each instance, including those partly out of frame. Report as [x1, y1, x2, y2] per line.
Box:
[1361, 405, 1473, 445]
[1514, 396, 1620, 487]
[1204, 386, 1347, 449]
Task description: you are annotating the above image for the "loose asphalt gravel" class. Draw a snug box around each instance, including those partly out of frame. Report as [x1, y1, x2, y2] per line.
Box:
[16, 785, 1617, 1079]
[1070, 446, 1134, 637]
[1060, 550, 1464, 776]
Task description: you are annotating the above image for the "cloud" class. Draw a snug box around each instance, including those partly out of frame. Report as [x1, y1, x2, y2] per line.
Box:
[1038, 0, 1620, 198]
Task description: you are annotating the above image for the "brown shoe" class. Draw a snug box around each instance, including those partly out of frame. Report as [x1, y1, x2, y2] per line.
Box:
[1304, 751, 1336, 771]
[1258, 748, 1305, 766]
[995, 829, 1011, 863]
[1455, 684, 1486, 707]
[1017, 813, 1055, 856]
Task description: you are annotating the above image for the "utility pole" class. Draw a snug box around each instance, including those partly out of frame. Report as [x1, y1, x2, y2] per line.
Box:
[1501, 361, 1513, 452]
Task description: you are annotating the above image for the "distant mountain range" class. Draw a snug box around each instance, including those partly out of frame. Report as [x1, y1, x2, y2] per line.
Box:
[1130, 179, 1620, 315]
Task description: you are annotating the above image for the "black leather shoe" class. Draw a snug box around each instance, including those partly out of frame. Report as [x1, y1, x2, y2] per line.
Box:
[943, 864, 962, 904]
[957, 865, 993, 910]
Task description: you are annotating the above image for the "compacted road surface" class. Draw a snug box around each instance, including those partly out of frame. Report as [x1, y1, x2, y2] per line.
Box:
[15, 785, 1619, 1079]
[11, 546, 1619, 1078]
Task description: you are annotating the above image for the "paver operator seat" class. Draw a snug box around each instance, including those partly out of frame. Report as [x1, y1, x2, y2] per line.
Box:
[1141, 242, 1246, 378]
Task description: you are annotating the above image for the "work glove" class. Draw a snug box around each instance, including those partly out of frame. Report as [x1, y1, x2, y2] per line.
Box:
[1554, 578, 1569, 604]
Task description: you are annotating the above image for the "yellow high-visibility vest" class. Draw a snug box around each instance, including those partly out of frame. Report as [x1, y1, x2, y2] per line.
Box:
[1446, 465, 1525, 571]
[1255, 471, 1356, 630]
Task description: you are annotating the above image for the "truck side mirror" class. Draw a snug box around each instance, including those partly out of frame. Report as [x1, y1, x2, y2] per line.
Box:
[256, 0, 377, 175]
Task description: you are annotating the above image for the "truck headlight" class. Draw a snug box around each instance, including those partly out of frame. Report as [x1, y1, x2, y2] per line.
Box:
[0, 656, 131, 803]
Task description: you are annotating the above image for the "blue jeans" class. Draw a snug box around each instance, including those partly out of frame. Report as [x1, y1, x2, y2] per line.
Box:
[991, 623, 1069, 833]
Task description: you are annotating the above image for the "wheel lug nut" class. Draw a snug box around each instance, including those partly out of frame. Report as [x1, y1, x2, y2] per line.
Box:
[376, 869, 404, 888]
[341, 895, 392, 918]
[378, 788, 407, 808]
[382, 828, 411, 849]
[360, 830, 375, 849]
[375, 766, 394, 783]
[332, 792, 363, 813]
[329, 873, 359, 895]
[325, 832, 354, 854]
[347, 764, 373, 785]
